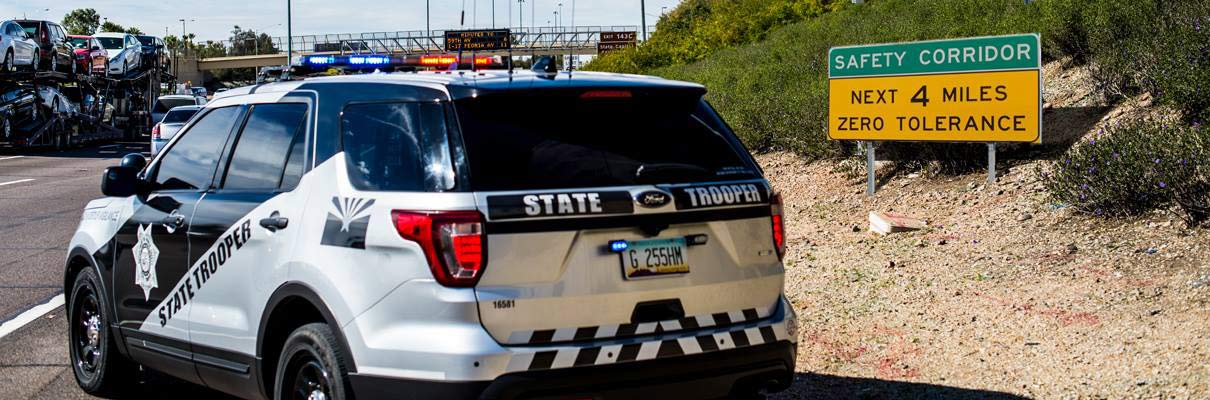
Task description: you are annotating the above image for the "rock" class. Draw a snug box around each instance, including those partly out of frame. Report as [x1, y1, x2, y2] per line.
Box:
[852, 225, 862, 232]
[1066, 243, 1079, 254]
[1017, 213, 1033, 222]
[869, 212, 928, 235]
[938, 239, 948, 246]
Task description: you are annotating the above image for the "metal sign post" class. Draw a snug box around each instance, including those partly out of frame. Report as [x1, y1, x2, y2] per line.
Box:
[866, 141, 877, 196]
[987, 142, 997, 183]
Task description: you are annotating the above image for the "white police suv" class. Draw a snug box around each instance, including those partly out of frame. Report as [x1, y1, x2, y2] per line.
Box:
[65, 69, 798, 399]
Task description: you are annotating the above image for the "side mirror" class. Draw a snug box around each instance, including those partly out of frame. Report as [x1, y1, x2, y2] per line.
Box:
[119, 153, 148, 170]
[101, 166, 141, 197]
[102, 153, 148, 197]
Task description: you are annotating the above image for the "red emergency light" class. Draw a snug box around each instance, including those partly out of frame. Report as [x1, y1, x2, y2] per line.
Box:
[418, 55, 495, 67]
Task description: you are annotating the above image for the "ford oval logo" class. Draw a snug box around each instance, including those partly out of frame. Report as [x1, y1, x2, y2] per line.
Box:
[635, 191, 672, 208]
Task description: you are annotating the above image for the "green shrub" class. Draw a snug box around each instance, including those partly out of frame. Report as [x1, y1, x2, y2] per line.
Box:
[1042, 122, 1209, 224]
[584, 0, 846, 74]
[1037, 0, 1210, 119]
[648, 0, 1044, 157]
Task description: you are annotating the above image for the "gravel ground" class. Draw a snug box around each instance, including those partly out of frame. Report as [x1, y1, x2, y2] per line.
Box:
[766, 60, 1207, 399]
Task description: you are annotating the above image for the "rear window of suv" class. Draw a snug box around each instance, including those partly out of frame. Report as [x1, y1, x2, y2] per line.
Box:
[453, 89, 759, 191]
[340, 102, 455, 192]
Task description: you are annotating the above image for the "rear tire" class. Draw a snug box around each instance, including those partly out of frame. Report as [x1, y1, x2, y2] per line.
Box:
[68, 266, 137, 397]
[3, 50, 12, 73]
[274, 323, 353, 400]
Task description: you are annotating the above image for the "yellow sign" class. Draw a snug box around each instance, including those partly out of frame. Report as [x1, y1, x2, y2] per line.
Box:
[829, 70, 1041, 142]
[827, 35, 1042, 143]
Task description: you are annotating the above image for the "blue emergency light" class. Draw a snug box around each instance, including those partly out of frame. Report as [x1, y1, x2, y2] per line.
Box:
[348, 55, 391, 65]
[609, 240, 629, 253]
[306, 56, 335, 65]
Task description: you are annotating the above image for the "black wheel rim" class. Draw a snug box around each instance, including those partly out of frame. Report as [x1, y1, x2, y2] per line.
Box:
[290, 357, 332, 400]
[71, 286, 103, 375]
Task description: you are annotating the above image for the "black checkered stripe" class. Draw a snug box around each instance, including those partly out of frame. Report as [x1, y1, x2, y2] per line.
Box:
[505, 306, 773, 345]
[503, 313, 790, 373]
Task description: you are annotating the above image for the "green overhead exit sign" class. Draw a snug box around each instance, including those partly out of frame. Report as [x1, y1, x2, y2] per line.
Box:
[829, 34, 1041, 78]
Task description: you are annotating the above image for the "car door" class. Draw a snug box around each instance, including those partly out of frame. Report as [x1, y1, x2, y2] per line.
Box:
[185, 101, 310, 398]
[112, 105, 245, 385]
[6, 23, 34, 63]
[126, 35, 140, 67]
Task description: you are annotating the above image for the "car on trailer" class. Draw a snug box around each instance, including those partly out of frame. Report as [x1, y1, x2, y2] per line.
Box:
[135, 36, 168, 70]
[14, 20, 75, 74]
[69, 35, 108, 76]
[0, 85, 39, 139]
[93, 32, 142, 77]
[1, 20, 39, 72]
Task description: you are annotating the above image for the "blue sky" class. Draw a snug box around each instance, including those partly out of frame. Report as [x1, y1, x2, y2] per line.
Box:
[1, 0, 682, 42]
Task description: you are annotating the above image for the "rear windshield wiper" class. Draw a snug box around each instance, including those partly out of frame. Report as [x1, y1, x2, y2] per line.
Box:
[635, 163, 712, 183]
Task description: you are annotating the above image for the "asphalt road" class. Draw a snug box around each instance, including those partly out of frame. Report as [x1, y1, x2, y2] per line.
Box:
[0, 144, 235, 400]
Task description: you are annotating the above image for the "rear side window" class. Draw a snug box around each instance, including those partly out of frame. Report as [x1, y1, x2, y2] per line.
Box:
[153, 106, 241, 190]
[454, 90, 759, 191]
[162, 108, 200, 124]
[340, 102, 454, 192]
[222, 104, 308, 191]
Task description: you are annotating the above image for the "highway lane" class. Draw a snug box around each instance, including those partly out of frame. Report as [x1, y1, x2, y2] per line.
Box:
[0, 144, 234, 400]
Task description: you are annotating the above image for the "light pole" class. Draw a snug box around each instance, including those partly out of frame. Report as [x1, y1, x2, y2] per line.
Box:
[641, 0, 647, 42]
[553, 11, 559, 32]
[558, 3, 563, 29]
[254, 23, 282, 55]
[178, 19, 193, 80]
[426, 0, 431, 37]
[286, 0, 293, 66]
[518, 0, 524, 32]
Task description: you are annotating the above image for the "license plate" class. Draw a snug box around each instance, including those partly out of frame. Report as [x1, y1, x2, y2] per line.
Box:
[620, 238, 690, 280]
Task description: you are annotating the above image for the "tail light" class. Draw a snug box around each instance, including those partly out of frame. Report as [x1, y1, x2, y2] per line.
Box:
[151, 123, 161, 140]
[392, 210, 486, 288]
[770, 193, 786, 260]
[41, 28, 49, 43]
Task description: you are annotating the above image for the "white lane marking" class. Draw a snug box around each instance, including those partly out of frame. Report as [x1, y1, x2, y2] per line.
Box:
[99, 151, 117, 154]
[99, 144, 119, 149]
[0, 179, 35, 186]
[0, 156, 24, 161]
[0, 294, 65, 341]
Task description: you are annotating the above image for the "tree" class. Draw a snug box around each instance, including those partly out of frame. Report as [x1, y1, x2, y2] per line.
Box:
[227, 25, 278, 56]
[124, 27, 143, 35]
[62, 8, 101, 35]
[99, 21, 124, 33]
[164, 35, 180, 50]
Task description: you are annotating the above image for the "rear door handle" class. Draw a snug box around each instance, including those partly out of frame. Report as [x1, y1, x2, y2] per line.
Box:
[259, 216, 289, 232]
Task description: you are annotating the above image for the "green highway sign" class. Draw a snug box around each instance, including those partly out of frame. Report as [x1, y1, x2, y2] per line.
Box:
[829, 34, 1041, 78]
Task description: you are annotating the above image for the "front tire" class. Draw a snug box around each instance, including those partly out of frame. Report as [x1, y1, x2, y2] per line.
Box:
[69, 266, 137, 396]
[3, 50, 12, 73]
[274, 323, 353, 400]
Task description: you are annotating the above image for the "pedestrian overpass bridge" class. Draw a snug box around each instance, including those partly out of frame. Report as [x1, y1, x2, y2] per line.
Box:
[194, 26, 646, 73]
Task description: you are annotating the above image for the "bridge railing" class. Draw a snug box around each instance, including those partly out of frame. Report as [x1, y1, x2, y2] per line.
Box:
[216, 25, 655, 56]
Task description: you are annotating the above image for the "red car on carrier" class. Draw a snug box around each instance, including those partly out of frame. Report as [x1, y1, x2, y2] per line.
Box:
[68, 35, 107, 76]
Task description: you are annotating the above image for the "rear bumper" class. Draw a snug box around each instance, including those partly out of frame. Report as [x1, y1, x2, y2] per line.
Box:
[348, 341, 796, 400]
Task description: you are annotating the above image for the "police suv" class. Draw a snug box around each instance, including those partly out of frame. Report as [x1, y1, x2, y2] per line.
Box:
[65, 69, 798, 399]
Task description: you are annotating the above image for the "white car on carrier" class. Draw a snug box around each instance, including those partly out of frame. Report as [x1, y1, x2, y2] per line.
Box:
[64, 69, 798, 399]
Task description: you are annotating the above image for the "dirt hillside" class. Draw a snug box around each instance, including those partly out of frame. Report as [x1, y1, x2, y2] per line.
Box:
[767, 61, 1209, 399]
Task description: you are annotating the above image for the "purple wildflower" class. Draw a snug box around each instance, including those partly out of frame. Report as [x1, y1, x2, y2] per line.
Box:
[1159, 182, 1167, 188]
[1155, 158, 1162, 164]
